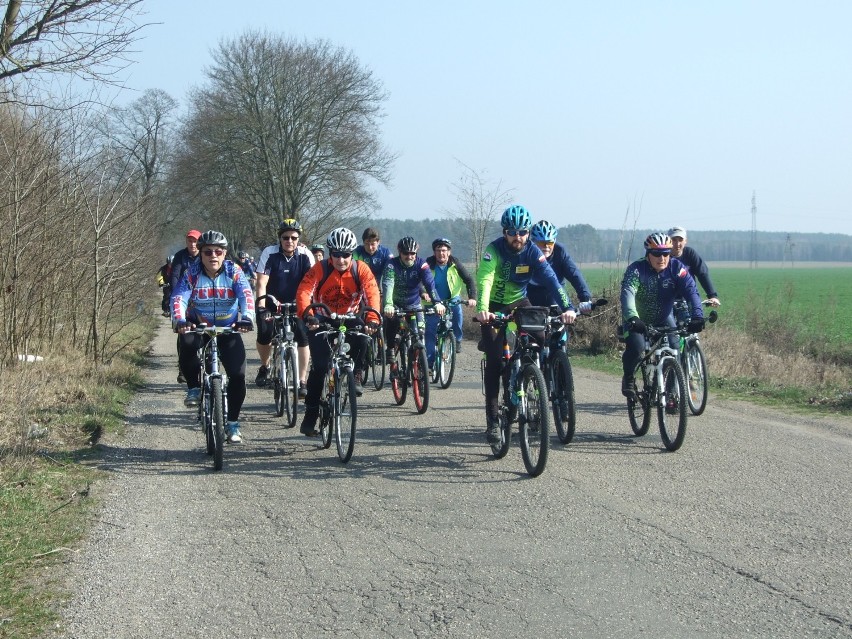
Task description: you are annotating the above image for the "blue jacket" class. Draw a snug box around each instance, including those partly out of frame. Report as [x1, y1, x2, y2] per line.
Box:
[527, 242, 590, 308]
[172, 260, 255, 327]
[620, 257, 703, 326]
[382, 256, 441, 309]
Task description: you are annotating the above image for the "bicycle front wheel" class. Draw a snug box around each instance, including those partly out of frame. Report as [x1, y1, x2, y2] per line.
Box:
[210, 377, 225, 471]
[201, 382, 214, 456]
[628, 367, 652, 436]
[437, 333, 456, 389]
[411, 347, 430, 414]
[683, 340, 708, 416]
[391, 346, 407, 405]
[549, 350, 576, 444]
[518, 364, 550, 477]
[334, 368, 357, 463]
[272, 344, 285, 418]
[371, 334, 386, 391]
[283, 347, 299, 429]
[658, 359, 687, 451]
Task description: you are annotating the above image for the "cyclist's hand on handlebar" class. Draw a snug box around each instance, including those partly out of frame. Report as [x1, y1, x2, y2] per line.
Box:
[706, 297, 721, 307]
[560, 309, 577, 324]
[476, 310, 494, 324]
[234, 319, 254, 332]
[383, 304, 395, 318]
[365, 320, 380, 335]
[434, 302, 446, 317]
[174, 320, 194, 334]
[305, 315, 320, 330]
[578, 301, 593, 315]
[626, 317, 646, 334]
[687, 317, 706, 333]
[466, 298, 476, 308]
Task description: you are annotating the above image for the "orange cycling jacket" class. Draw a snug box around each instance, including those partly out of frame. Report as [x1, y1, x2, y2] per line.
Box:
[296, 259, 381, 324]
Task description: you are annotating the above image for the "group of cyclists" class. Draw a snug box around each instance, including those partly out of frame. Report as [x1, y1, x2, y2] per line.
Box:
[165, 206, 720, 450]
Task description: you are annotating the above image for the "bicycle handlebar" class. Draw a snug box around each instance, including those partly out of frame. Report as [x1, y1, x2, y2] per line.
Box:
[256, 294, 297, 315]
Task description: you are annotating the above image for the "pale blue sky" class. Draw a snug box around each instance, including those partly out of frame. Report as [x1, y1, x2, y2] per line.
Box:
[120, 0, 852, 236]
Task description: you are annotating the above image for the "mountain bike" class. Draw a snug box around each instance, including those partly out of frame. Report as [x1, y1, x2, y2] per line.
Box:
[477, 306, 551, 477]
[389, 307, 430, 414]
[541, 299, 608, 445]
[256, 294, 298, 429]
[625, 323, 689, 452]
[429, 299, 462, 389]
[364, 322, 386, 391]
[674, 299, 719, 416]
[193, 322, 252, 471]
[303, 303, 378, 463]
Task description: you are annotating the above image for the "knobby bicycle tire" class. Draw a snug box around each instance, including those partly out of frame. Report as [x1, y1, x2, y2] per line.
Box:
[283, 347, 298, 429]
[549, 349, 576, 444]
[518, 364, 550, 477]
[489, 367, 512, 459]
[628, 366, 652, 436]
[391, 345, 407, 405]
[412, 347, 430, 414]
[335, 367, 357, 463]
[683, 340, 708, 416]
[658, 358, 688, 451]
[211, 377, 225, 471]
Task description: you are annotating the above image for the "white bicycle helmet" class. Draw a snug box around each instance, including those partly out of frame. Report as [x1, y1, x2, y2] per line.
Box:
[326, 227, 357, 252]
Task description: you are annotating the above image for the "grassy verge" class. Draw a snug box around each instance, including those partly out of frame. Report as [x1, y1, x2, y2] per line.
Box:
[0, 316, 153, 639]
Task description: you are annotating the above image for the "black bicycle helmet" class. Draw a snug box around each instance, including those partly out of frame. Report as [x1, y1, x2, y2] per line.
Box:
[431, 237, 451, 250]
[397, 236, 419, 254]
[278, 218, 302, 235]
[197, 230, 228, 249]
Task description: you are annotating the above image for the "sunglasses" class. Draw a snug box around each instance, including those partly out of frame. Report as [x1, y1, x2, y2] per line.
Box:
[647, 250, 671, 257]
[536, 240, 555, 247]
[401, 251, 417, 257]
[202, 248, 225, 257]
[280, 235, 299, 241]
[505, 229, 529, 237]
[331, 251, 352, 259]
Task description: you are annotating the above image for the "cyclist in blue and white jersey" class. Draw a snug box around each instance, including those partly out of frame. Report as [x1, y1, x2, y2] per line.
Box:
[527, 220, 591, 313]
[620, 232, 705, 398]
[382, 237, 445, 363]
[172, 231, 255, 443]
[353, 227, 393, 288]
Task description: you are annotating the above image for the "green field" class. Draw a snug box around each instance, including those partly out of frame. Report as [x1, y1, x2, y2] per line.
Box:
[579, 264, 852, 348]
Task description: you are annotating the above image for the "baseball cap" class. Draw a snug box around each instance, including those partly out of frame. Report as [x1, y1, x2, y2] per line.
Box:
[187, 229, 202, 240]
[668, 226, 687, 239]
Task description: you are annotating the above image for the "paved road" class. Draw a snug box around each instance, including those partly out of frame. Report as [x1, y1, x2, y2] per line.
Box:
[54, 318, 852, 638]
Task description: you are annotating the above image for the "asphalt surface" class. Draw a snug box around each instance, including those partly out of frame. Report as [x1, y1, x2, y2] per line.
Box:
[53, 316, 852, 638]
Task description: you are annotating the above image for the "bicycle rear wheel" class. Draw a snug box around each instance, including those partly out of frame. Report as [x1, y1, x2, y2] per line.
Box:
[391, 346, 407, 405]
[335, 368, 357, 463]
[283, 347, 298, 428]
[210, 377, 225, 471]
[437, 333, 456, 389]
[370, 334, 386, 390]
[628, 367, 652, 436]
[549, 350, 576, 444]
[518, 364, 550, 477]
[683, 340, 708, 416]
[658, 359, 687, 451]
[411, 347, 430, 414]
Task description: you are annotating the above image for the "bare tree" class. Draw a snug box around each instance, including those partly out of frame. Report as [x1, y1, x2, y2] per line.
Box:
[445, 159, 513, 264]
[0, 0, 146, 96]
[170, 31, 396, 246]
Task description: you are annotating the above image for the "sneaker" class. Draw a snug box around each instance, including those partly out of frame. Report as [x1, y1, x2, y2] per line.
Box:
[456, 339, 463, 353]
[353, 370, 364, 397]
[486, 417, 501, 445]
[621, 375, 636, 398]
[300, 404, 320, 437]
[298, 381, 307, 399]
[184, 388, 201, 407]
[255, 365, 270, 387]
[177, 370, 186, 384]
[226, 421, 242, 443]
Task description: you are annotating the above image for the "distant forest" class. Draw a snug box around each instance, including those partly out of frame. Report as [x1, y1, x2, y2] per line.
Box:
[365, 218, 852, 264]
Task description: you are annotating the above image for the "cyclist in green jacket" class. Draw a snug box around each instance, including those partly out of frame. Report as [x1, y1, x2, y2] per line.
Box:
[476, 205, 577, 445]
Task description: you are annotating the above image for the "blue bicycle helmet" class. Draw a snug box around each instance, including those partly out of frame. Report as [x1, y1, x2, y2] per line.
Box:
[501, 205, 532, 230]
[531, 220, 558, 242]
